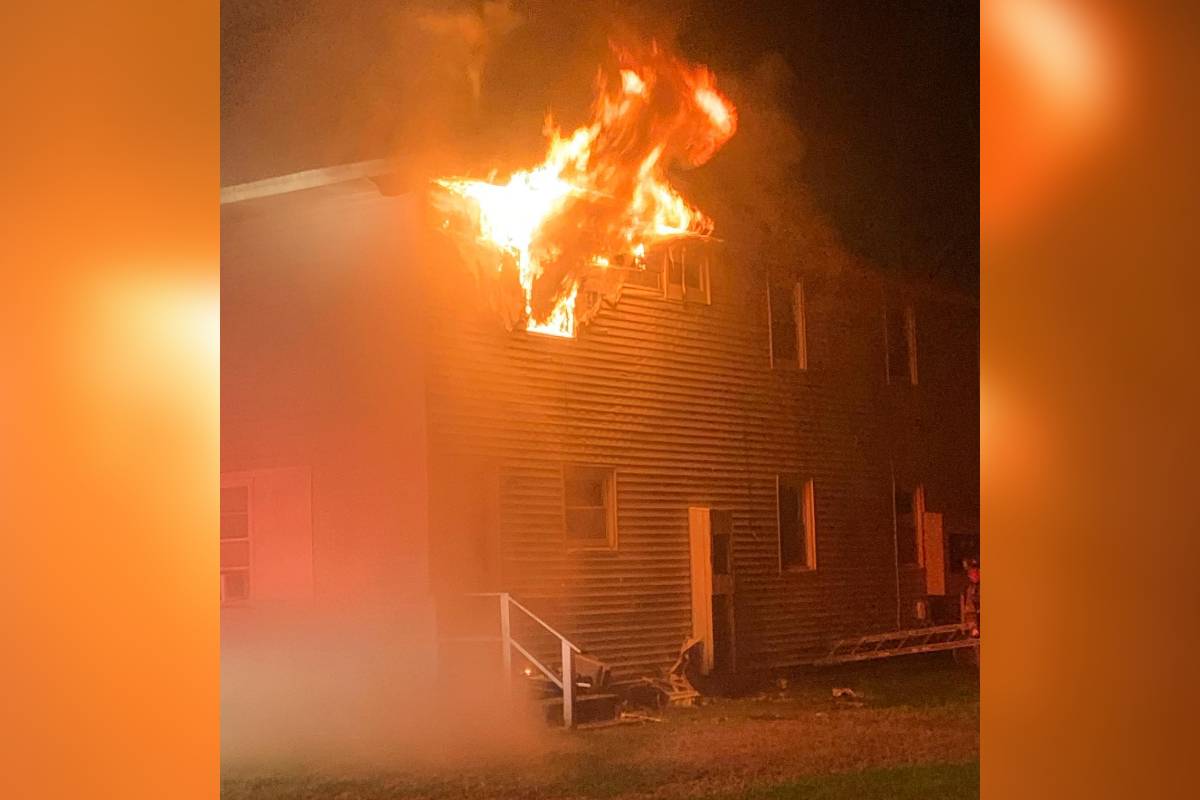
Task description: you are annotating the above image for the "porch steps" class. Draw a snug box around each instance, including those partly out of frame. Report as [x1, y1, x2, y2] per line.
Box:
[435, 592, 621, 728]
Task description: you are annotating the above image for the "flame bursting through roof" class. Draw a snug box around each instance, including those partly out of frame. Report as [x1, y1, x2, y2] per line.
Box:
[435, 42, 737, 337]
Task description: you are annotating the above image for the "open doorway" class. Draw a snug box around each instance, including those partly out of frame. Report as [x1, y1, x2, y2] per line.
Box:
[689, 507, 736, 674]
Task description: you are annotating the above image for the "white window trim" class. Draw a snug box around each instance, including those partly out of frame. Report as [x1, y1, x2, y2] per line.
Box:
[776, 475, 817, 573]
[616, 242, 710, 304]
[562, 464, 619, 552]
[664, 243, 711, 304]
[220, 476, 254, 606]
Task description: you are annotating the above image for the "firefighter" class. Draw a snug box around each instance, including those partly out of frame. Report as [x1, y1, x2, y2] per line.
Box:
[961, 557, 980, 637]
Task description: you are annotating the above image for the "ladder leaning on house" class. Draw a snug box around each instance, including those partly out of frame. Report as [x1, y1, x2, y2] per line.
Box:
[812, 622, 979, 666]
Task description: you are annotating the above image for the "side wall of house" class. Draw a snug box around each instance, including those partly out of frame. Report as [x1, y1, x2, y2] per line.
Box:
[220, 186, 435, 650]
[890, 290, 981, 618]
[425, 234, 978, 679]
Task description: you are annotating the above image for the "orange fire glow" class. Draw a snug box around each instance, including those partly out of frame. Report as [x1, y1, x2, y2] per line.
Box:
[435, 42, 737, 337]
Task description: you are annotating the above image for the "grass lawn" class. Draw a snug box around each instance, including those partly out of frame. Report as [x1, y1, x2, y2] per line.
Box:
[222, 653, 978, 799]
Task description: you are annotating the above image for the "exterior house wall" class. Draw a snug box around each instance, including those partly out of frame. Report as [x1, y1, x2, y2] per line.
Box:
[220, 184, 435, 651]
[423, 225, 979, 679]
[899, 290, 981, 616]
[221, 465, 314, 607]
[219, 174, 979, 685]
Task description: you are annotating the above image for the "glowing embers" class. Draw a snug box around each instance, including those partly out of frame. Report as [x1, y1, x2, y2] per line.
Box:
[435, 41, 737, 337]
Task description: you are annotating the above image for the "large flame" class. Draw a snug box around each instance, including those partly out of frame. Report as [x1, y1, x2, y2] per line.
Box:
[435, 42, 737, 337]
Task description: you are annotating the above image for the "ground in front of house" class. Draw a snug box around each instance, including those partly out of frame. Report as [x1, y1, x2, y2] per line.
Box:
[221, 653, 979, 800]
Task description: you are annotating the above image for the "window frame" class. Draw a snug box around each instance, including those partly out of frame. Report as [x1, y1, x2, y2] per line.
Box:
[220, 477, 254, 606]
[562, 464, 618, 551]
[619, 249, 667, 296]
[768, 278, 808, 370]
[776, 475, 817, 572]
[663, 243, 711, 304]
[894, 483, 926, 568]
[885, 302, 918, 385]
[616, 242, 710, 304]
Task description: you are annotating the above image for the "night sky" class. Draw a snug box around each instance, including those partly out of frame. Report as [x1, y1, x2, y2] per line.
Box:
[223, 1, 979, 294]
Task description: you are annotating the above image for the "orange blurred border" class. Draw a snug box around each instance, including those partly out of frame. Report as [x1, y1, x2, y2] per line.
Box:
[1, 2, 218, 798]
[983, 1, 1200, 798]
[6, 0, 1200, 797]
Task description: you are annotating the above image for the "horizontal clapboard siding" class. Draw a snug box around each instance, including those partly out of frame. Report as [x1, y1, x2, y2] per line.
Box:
[424, 240, 974, 679]
[220, 178, 976, 681]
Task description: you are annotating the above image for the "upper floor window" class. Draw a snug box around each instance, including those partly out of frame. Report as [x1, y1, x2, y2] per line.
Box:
[886, 303, 918, 385]
[220, 482, 252, 605]
[769, 278, 807, 369]
[894, 484, 925, 566]
[665, 245, 709, 303]
[621, 251, 665, 293]
[777, 475, 817, 571]
[621, 243, 709, 304]
[563, 465, 617, 550]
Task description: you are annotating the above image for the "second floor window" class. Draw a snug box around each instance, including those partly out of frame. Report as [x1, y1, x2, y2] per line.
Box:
[886, 303, 918, 385]
[769, 278, 807, 369]
[665, 244, 710, 303]
[620, 242, 709, 303]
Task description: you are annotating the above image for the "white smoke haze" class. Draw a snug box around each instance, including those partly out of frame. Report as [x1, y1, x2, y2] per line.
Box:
[221, 602, 550, 773]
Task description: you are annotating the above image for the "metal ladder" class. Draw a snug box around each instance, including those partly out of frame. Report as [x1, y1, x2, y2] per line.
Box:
[812, 623, 979, 666]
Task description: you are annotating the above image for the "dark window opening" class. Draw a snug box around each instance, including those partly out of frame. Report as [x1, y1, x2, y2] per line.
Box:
[666, 250, 684, 289]
[769, 280, 806, 368]
[887, 303, 917, 385]
[664, 244, 709, 303]
[778, 476, 815, 570]
[563, 465, 616, 548]
[895, 485, 923, 566]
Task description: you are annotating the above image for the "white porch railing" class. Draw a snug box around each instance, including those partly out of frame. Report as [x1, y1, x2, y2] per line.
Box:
[467, 592, 582, 728]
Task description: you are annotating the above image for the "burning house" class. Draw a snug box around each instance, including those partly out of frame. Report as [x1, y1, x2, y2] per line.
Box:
[221, 43, 978, 719]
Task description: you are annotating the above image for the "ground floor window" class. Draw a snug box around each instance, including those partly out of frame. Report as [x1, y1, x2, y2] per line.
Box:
[563, 465, 617, 549]
[895, 484, 925, 566]
[777, 475, 816, 571]
[220, 481, 252, 604]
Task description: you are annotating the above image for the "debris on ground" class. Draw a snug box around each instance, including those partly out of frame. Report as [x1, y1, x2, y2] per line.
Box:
[628, 637, 702, 707]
